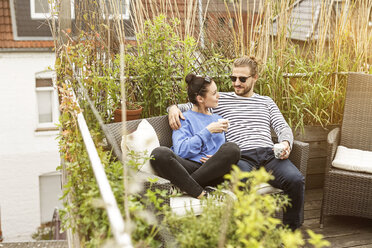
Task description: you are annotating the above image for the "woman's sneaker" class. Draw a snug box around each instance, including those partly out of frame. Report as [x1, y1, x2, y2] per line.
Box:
[204, 186, 237, 201]
[204, 186, 217, 195]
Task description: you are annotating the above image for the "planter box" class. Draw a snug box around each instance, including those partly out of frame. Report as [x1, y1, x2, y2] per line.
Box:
[294, 125, 340, 189]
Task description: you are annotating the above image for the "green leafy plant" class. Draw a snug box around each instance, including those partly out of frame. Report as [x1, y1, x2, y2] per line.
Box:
[32, 222, 54, 241]
[126, 15, 197, 117]
[163, 167, 330, 248]
[56, 78, 162, 247]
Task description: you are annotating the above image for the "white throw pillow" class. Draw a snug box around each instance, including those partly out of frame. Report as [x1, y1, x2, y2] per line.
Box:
[332, 145, 372, 174]
[121, 119, 159, 175]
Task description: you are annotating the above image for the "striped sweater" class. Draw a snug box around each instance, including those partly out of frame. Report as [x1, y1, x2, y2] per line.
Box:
[177, 92, 293, 152]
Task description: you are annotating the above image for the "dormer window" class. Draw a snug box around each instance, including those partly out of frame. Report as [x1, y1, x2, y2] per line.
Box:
[30, 0, 75, 19]
[102, 0, 130, 20]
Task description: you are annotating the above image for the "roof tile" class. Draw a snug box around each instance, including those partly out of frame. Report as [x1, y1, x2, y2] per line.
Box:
[4, 8, 9, 16]
[0, 0, 54, 49]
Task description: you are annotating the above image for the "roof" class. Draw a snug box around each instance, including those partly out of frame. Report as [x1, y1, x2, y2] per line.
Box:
[0, 0, 54, 49]
[204, 0, 262, 13]
[270, 0, 341, 41]
[0, 241, 68, 248]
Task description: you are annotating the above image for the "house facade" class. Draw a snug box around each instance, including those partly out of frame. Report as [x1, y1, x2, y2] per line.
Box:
[0, 0, 60, 241]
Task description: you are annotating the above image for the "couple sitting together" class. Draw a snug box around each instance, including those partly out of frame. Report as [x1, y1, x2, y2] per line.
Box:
[149, 56, 304, 231]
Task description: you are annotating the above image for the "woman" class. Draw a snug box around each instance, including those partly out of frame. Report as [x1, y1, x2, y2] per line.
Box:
[150, 74, 240, 199]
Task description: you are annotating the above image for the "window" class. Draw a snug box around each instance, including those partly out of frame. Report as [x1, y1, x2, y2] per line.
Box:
[204, 17, 209, 29]
[103, 0, 130, 20]
[30, 0, 75, 19]
[35, 71, 59, 132]
[229, 17, 235, 29]
[218, 17, 226, 27]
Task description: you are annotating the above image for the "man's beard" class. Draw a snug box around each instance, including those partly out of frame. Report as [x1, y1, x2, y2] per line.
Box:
[234, 85, 252, 96]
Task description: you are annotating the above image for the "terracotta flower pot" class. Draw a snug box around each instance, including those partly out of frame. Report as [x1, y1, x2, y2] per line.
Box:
[114, 106, 143, 122]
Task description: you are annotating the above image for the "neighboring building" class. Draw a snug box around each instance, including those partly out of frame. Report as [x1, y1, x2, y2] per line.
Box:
[269, 0, 372, 63]
[0, 0, 135, 241]
[270, 0, 341, 41]
[270, 0, 372, 42]
[0, 0, 60, 241]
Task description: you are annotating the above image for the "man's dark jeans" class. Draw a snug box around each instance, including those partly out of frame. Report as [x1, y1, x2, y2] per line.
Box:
[237, 147, 305, 230]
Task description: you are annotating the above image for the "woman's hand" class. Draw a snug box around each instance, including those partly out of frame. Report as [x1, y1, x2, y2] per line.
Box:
[206, 121, 228, 133]
[200, 155, 212, 163]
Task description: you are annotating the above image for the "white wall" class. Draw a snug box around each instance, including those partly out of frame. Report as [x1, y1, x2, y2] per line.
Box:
[0, 52, 58, 155]
[0, 51, 60, 241]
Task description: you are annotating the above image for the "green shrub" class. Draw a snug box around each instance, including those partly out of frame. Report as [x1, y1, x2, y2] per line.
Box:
[163, 167, 330, 248]
[32, 222, 54, 240]
[127, 15, 197, 118]
[57, 81, 162, 247]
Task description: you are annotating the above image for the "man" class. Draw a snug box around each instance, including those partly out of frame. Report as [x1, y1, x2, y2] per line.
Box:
[168, 56, 304, 231]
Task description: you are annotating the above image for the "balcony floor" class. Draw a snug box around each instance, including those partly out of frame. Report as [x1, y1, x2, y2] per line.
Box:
[302, 189, 372, 247]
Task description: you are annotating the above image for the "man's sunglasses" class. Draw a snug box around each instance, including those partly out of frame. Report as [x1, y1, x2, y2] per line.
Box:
[229, 75, 252, 83]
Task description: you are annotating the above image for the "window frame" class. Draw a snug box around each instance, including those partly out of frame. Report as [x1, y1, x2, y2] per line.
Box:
[30, 0, 75, 20]
[102, 0, 130, 20]
[35, 71, 59, 132]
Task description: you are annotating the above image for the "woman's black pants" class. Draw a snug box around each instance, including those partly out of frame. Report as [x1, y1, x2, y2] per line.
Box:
[150, 142, 240, 198]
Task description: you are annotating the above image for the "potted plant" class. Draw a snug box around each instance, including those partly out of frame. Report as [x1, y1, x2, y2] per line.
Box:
[113, 101, 143, 122]
[113, 76, 143, 122]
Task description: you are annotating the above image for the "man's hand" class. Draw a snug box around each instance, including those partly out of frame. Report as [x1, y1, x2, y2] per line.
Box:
[279, 141, 291, 159]
[200, 155, 212, 163]
[168, 105, 185, 130]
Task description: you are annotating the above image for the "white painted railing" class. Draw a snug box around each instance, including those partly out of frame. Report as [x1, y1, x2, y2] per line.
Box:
[71, 90, 133, 248]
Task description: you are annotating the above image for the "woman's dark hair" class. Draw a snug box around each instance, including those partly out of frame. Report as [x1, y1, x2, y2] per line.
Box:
[185, 73, 212, 105]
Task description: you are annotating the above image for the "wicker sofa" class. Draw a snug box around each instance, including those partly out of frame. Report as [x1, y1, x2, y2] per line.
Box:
[105, 115, 309, 221]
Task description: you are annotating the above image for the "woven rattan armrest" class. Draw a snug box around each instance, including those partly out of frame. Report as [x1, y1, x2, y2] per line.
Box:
[288, 140, 309, 181]
[272, 136, 309, 180]
[136, 170, 173, 206]
[325, 127, 341, 173]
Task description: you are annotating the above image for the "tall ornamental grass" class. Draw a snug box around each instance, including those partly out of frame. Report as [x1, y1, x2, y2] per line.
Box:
[128, 0, 371, 128]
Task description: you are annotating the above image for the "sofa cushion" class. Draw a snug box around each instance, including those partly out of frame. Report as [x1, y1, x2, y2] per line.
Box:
[170, 196, 203, 216]
[122, 119, 159, 175]
[170, 184, 282, 216]
[332, 145, 372, 174]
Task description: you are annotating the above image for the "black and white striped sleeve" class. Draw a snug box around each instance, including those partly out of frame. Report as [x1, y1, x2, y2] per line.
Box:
[167, 102, 213, 113]
[166, 102, 192, 113]
[268, 98, 294, 148]
[177, 102, 193, 112]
